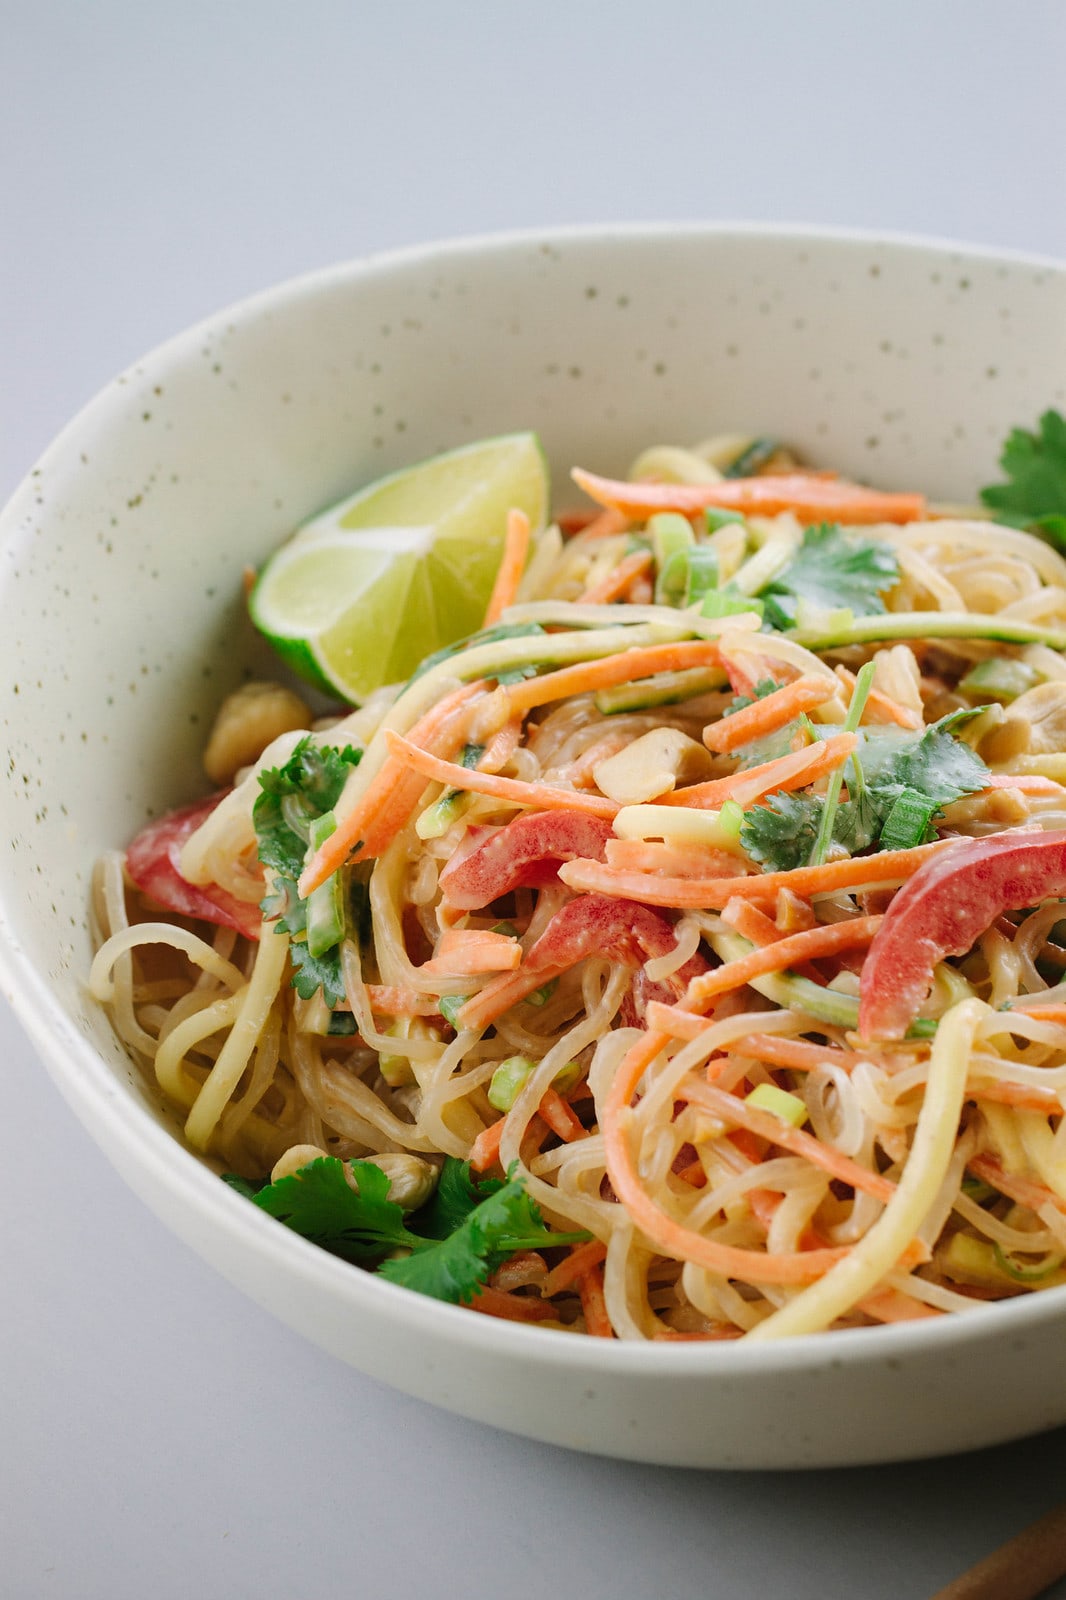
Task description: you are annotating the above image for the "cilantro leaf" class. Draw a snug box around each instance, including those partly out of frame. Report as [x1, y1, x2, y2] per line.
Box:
[379, 1173, 551, 1304]
[248, 1157, 413, 1265]
[980, 410, 1066, 550]
[861, 711, 989, 809]
[288, 940, 346, 1008]
[741, 790, 822, 872]
[407, 1157, 503, 1241]
[759, 523, 899, 630]
[253, 737, 362, 1004]
[224, 1154, 587, 1307]
[739, 712, 989, 873]
[723, 678, 780, 718]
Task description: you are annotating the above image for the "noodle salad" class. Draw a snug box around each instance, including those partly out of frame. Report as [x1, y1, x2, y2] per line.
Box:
[88, 413, 1066, 1341]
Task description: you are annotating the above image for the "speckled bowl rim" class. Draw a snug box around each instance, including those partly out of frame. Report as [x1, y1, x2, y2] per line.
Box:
[3, 219, 1066, 1392]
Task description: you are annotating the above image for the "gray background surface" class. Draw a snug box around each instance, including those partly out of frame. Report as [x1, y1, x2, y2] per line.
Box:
[3, 4, 1066, 1597]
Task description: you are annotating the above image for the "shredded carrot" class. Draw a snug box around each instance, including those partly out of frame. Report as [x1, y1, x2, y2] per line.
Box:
[720, 897, 783, 946]
[576, 506, 630, 540]
[860, 1288, 941, 1323]
[834, 664, 922, 730]
[559, 838, 948, 910]
[571, 466, 927, 526]
[600, 1028, 853, 1285]
[720, 896, 823, 980]
[577, 1264, 613, 1337]
[983, 774, 1066, 796]
[1006, 1002, 1066, 1023]
[362, 984, 443, 1018]
[468, 1285, 558, 1323]
[538, 1086, 586, 1143]
[685, 915, 882, 1007]
[732, 1032, 864, 1074]
[423, 928, 522, 976]
[703, 675, 837, 753]
[578, 548, 654, 605]
[469, 1117, 506, 1173]
[542, 1239, 608, 1296]
[603, 838, 743, 879]
[483, 508, 532, 627]
[967, 1153, 1066, 1216]
[383, 730, 620, 818]
[299, 680, 486, 896]
[970, 1080, 1063, 1113]
[681, 1079, 895, 1202]
[477, 717, 523, 773]
[657, 731, 857, 810]
[503, 640, 721, 715]
[456, 963, 567, 1035]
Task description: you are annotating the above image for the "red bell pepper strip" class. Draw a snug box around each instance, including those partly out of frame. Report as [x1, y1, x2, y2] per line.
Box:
[126, 792, 263, 941]
[858, 829, 1066, 1039]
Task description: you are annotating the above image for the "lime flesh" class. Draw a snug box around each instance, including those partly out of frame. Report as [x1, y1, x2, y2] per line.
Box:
[250, 432, 549, 702]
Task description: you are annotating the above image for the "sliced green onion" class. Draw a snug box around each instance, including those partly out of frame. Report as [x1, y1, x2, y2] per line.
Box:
[959, 656, 1040, 703]
[438, 994, 470, 1027]
[745, 1082, 809, 1127]
[877, 785, 940, 853]
[526, 979, 558, 1008]
[701, 589, 764, 621]
[725, 437, 777, 478]
[487, 1055, 581, 1112]
[704, 508, 747, 533]
[808, 659, 875, 868]
[305, 812, 345, 958]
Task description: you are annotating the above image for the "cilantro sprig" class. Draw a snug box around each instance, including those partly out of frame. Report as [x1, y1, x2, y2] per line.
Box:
[759, 523, 900, 631]
[740, 710, 990, 872]
[223, 1155, 587, 1306]
[981, 409, 1066, 552]
[253, 737, 362, 1007]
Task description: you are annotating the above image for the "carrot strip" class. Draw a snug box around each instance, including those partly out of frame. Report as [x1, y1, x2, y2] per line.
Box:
[578, 548, 654, 605]
[456, 963, 567, 1035]
[721, 897, 783, 946]
[363, 984, 443, 1018]
[685, 916, 883, 1007]
[681, 1079, 896, 1202]
[1006, 1002, 1066, 1023]
[503, 640, 721, 715]
[577, 1264, 613, 1337]
[703, 676, 837, 753]
[732, 1032, 865, 1073]
[478, 717, 523, 773]
[559, 839, 948, 909]
[539, 1086, 586, 1143]
[600, 1029, 853, 1284]
[860, 1288, 941, 1323]
[967, 1153, 1066, 1215]
[468, 1285, 558, 1323]
[299, 680, 485, 896]
[577, 506, 630, 540]
[983, 774, 1066, 796]
[834, 665, 922, 731]
[571, 466, 927, 526]
[383, 730, 620, 818]
[657, 732, 857, 809]
[469, 1117, 506, 1173]
[970, 1081, 1063, 1113]
[484, 508, 532, 627]
[542, 1239, 608, 1296]
[603, 838, 743, 879]
[422, 929, 522, 976]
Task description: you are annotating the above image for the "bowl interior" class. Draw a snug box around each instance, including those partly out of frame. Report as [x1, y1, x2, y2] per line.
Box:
[2, 226, 1066, 1463]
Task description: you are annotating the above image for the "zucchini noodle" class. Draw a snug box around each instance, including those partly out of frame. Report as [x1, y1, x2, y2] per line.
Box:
[90, 428, 1066, 1340]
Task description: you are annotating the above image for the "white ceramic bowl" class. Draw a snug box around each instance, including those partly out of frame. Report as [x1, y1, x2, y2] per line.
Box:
[3, 224, 1066, 1469]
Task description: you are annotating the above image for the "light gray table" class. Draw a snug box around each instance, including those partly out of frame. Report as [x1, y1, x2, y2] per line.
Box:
[4, 5, 1066, 1597]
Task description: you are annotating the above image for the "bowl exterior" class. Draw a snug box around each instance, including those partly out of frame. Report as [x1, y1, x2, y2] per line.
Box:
[2, 224, 1065, 1466]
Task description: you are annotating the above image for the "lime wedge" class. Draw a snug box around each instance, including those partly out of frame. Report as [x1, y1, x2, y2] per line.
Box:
[250, 432, 549, 701]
